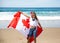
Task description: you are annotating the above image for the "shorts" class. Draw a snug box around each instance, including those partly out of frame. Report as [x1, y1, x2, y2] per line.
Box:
[28, 27, 36, 38]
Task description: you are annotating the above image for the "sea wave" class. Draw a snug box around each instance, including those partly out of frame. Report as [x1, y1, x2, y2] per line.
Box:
[0, 7, 60, 16]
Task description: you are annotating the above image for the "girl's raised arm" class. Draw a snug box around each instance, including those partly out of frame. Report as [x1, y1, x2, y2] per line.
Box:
[22, 12, 30, 18]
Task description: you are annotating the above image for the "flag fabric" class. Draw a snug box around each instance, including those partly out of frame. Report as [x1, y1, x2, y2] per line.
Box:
[8, 11, 43, 43]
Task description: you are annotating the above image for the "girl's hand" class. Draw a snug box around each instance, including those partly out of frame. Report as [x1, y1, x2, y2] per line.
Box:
[19, 11, 23, 14]
[39, 25, 42, 28]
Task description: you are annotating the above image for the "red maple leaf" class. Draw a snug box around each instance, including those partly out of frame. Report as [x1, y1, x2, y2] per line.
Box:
[22, 19, 30, 29]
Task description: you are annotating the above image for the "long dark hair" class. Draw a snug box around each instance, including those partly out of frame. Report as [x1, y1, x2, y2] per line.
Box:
[31, 12, 38, 20]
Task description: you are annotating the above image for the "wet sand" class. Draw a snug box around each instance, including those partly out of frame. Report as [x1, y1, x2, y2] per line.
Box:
[0, 28, 60, 43]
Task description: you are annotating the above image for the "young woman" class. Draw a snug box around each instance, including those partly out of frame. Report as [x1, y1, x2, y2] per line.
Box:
[22, 12, 42, 43]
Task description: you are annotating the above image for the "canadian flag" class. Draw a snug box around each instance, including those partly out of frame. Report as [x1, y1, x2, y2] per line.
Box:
[8, 11, 43, 43]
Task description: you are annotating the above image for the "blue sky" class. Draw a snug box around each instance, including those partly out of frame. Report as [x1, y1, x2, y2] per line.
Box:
[0, 0, 60, 7]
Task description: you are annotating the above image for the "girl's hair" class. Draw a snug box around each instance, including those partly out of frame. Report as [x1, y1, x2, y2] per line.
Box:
[31, 12, 38, 20]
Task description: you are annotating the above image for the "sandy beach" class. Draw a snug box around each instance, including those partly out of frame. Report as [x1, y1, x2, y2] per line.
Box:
[0, 28, 60, 43]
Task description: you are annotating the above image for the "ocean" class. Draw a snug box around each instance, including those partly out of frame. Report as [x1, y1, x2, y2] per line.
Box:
[0, 7, 60, 16]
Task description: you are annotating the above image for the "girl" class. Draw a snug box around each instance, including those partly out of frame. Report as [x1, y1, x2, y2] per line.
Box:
[22, 12, 42, 43]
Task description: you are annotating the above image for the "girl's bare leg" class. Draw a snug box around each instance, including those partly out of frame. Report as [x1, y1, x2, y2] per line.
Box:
[27, 37, 30, 43]
[34, 38, 36, 43]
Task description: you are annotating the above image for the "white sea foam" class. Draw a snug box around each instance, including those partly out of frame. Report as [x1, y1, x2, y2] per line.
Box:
[0, 12, 60, 20]
[0, 16, 60, 20]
